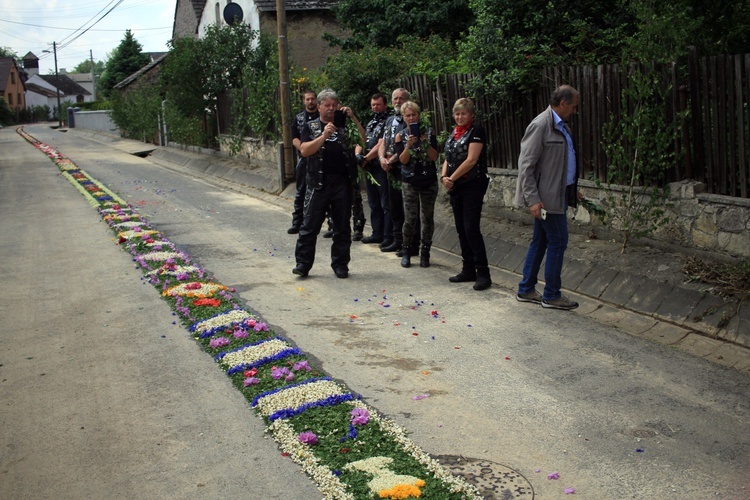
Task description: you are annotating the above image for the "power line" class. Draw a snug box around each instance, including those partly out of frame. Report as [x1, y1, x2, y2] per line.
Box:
[0, 19, 171, 31]
[58, 0, 127, 48]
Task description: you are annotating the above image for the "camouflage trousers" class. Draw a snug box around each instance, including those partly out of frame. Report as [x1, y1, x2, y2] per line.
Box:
[401, 181, 438, 248]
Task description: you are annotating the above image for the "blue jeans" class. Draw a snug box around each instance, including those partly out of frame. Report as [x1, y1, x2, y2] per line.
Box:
[518, 212, 569, 300]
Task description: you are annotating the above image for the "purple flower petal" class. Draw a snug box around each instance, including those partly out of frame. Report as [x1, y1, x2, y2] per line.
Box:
[297, 431, 318, 445]
[350, 408, 370, 426]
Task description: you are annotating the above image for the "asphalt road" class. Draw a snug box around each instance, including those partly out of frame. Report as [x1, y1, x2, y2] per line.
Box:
[2, 124, 749, 499]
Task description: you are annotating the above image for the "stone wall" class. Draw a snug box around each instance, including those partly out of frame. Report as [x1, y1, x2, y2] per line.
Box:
[485, 169, 750, 259]
[218, 135, 281, 172]
[259, 11, 343, 69]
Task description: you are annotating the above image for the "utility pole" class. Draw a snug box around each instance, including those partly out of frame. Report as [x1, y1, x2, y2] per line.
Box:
[90, 50, 97, 101]
[52, 42, 62, 128]
[276, 0, 294, 183]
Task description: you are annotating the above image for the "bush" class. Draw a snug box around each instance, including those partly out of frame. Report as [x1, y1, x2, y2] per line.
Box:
[0, 98, 15, 125]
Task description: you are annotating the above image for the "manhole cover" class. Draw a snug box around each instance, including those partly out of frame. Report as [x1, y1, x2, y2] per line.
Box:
[437, 455, 534, 499]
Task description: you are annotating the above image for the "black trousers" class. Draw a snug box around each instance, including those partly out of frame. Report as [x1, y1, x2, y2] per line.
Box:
[449, 175, 490, 270]
[388, 168, 405, 243]
[364, 164, 391, 240]
[291, 157, 307, 228]
[295, 175, 353, 271]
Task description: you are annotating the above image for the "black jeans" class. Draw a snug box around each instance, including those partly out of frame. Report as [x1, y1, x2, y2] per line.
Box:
[295, 175, 353, 271]
[364, 164, 391, 240]
[291, 157, 307, 228]
[449, 175, 489, 270]
[387, 168, 404, 243]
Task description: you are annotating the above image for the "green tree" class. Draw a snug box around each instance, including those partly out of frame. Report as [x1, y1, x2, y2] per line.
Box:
[159, 23, 268, 148]
[459, 0, 635, 104]
[685, 0, 750, 54]
[318, 35, 464, 120]
[98, 30, 150, 98]
[228, 33, 279, 147]
[0, 47, 20, 63]
[72, 59, 106, 78]
[326, 0, 473, 49]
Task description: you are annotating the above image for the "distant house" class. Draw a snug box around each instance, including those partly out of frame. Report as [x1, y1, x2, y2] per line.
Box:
[61, 70, 96, 102]
[22, 73, 91, 118]
[0, 57, 27, 111]
[173, 0, 343, 69]
[38, 74, 91, 104]
[24, 75, 59, 116]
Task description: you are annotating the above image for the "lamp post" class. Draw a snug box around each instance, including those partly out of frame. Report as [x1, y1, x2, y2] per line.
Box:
[43, 42, 63, 127]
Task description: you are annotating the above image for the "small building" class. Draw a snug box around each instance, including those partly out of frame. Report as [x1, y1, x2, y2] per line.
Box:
[0, 57, 27, 111]
[113, 53, 168, 93]
[38, 74, 91, 105]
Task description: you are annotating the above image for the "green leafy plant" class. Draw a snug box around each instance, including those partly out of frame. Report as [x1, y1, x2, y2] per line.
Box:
[599, 66, 677, 252]
[109, 83, 162, 142]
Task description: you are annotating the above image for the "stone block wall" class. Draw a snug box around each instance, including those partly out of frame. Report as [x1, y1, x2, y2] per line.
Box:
[218, 135, 280, 171]
[485, 169, 750, 259]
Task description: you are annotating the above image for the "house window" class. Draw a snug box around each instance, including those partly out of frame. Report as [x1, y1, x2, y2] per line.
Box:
[18, 93, 22, 106]
[10, 72, 15, 84]
[8, 93, 12, 105]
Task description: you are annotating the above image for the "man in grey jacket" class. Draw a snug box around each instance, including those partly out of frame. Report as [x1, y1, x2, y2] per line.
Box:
[514, 85, 581, 310]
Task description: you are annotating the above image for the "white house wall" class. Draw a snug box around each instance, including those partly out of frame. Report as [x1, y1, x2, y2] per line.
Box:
[198, 0, 261, 40]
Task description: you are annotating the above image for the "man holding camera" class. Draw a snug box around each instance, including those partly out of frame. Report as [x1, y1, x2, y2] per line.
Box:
[293, 89, 364, 279]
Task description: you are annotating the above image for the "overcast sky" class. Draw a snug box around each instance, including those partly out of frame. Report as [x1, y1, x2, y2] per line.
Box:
[0, 0, 176, 73]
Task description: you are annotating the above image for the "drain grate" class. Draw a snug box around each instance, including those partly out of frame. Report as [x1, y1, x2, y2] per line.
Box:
[437, 455, 535, 499]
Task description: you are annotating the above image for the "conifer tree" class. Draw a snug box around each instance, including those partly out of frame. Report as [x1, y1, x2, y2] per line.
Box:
[98, 30, 150, 98]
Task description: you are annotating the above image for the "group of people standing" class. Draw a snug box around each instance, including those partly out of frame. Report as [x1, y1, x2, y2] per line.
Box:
[287, 85, 582, 310]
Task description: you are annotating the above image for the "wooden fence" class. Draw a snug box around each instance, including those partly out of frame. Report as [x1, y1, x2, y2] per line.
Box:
[400, 48, 750, 198]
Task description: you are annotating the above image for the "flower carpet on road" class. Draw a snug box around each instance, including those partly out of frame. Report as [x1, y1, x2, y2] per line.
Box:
[17, 127, 483, 499]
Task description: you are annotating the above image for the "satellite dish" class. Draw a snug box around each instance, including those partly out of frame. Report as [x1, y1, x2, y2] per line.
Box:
[223, 3, 244, 25]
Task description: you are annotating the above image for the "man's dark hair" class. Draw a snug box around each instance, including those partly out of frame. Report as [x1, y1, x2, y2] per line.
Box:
[371, 93, 386, 104]
[302, 89, 316, 98]
[550, 85, 579, 106]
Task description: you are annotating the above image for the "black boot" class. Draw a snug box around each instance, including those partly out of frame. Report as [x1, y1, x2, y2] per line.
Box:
[473, 267, 492, 290]
[449, 269, 477, 283]
[420, 245, 431, 268]
[401, 247, 411, 268]
[381, 239, 401, 252]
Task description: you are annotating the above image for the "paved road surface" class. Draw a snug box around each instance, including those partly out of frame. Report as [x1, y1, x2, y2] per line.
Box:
[2, 125, 749, 499]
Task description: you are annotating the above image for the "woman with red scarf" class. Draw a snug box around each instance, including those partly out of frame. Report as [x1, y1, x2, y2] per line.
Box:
[441, 98, 491, 291]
